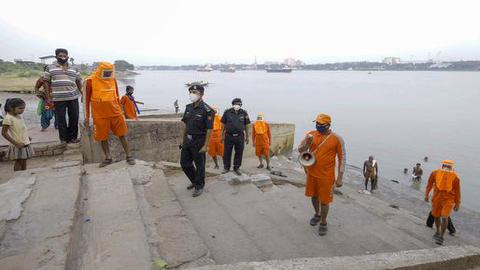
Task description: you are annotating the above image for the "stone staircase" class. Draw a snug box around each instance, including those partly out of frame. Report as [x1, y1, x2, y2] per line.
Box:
[1, 155, 480, 270]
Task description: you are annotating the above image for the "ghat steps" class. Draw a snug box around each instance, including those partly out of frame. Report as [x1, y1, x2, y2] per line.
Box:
[0, 155, 479, 270]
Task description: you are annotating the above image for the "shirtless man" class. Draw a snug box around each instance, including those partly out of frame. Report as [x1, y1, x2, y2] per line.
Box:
[413, 163, 423, 181]
[363, 155, 378, 190]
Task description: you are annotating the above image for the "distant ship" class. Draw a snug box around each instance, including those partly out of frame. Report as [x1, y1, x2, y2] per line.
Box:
[220, 66, 236, 73]
[197, 64, 213, 72]
[185, 80, 209, 87]
[265, 66, 293, 73]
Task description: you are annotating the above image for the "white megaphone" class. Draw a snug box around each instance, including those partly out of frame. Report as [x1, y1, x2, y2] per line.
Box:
[298, 151, 316, 167]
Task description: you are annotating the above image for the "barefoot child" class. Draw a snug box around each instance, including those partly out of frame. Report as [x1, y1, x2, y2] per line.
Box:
[1, 98, 34, 171]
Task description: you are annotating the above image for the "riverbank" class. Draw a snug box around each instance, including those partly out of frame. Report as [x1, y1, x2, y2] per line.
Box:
[0, 75, 37, 93]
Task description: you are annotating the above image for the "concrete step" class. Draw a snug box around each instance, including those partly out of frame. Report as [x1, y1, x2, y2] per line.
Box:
[78, 162, 152, 270]
[191, 245, 480, 270]
[168, 172, 476, 265]
[0, 162, 82, 270]
[142, 166, 214, 269]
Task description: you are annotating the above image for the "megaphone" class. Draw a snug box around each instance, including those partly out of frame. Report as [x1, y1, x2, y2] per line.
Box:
[298, 151, 316, 167]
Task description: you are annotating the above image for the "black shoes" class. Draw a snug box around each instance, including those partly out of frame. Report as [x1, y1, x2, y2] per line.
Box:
[233, 169, 242, 176]
[192, 188, 203, 197]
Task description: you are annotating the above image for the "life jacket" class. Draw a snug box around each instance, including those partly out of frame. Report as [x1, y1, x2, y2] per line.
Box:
[254, 121, 268, 135]
[435, 169, 457, 192]
[213, 115, 222, 130]
[90, 62, 117, 102]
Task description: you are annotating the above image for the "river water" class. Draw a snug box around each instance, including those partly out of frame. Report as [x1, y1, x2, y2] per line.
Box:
[118, 70, 480, 211]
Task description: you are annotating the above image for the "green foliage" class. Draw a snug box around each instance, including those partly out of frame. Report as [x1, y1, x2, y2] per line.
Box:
[114, 60, 134, 71]
[0, 61, 45, 77]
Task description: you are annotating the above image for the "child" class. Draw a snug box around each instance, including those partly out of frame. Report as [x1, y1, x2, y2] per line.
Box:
[120, 85, 144, 120]
[35, 73, 57, 131]
[1, 98, 34, 171]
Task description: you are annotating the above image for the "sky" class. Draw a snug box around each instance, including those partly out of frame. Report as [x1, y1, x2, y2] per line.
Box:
[1, 0, 480, 65]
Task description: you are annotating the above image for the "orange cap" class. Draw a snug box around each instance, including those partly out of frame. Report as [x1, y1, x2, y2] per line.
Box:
[441, 160, 455, 166]
[314, 113, 332, 124]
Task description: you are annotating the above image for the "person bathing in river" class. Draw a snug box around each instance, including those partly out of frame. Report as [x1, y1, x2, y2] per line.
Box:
[120, 85, 144, 120]
[363, 155, 378, 191]
[413, 163, 423, 181]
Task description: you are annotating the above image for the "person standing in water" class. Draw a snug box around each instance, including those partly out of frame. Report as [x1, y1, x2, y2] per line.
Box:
[363, 155, 378, 191]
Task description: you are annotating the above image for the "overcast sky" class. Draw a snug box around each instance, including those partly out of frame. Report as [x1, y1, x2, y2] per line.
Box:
[1, 0, 480, 65]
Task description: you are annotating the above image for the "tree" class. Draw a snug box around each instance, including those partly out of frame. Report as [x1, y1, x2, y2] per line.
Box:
[114, 60, 134, 71]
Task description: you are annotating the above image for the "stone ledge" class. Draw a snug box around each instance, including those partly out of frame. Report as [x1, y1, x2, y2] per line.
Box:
[191, 245, 480, 270]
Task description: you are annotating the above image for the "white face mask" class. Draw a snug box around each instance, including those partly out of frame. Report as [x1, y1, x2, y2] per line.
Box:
[189, 93, 200, 102]
[233, 105, 241, 111]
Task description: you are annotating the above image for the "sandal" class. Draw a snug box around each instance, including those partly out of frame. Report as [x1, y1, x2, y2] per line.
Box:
[309, 214, 321, 226]
[318, 223, 328, 236]
[435, 235, 444, 245]
[126, 156, 136, 165]
[99, 159, 113, 168]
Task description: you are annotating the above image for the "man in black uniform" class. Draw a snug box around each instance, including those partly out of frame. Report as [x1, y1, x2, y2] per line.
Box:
[180, 85, 214, 197]
[221, 98, 251, 175]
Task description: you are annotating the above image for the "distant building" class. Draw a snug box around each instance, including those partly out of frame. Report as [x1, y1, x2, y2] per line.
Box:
[383, 57, 401, 65]
[283, 58, 305, 67]
[39, 55, 56, 65]
[14, 59, 35, 65]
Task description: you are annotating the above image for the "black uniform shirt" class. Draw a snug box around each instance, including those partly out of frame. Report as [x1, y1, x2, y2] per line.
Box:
[221, 108, 251, 134]
[182, 100, 214, 135]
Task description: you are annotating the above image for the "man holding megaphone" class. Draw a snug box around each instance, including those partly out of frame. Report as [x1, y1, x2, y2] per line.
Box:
[298, 113, 346, 236]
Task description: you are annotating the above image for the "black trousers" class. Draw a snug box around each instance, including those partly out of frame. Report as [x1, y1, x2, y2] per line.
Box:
[54, 99, 79, 142]
[180, 136, 206, 190]
[223, 133, 245, 170]
[426, 211, 456, 234]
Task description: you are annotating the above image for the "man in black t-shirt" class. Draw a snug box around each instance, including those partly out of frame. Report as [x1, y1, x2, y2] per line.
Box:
[221, 98, 251, 175]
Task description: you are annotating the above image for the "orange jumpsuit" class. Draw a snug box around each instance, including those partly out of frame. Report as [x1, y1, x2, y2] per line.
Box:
[208, 115, 224, 157]
[120, 95, 138, 120]
[425, 169, 461, 218]
[252, 121, 271, 157]
[85, 62, 128, 142]
[304, 130, 346, 204]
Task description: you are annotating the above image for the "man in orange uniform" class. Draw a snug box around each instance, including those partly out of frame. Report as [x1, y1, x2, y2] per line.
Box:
[252, 113, 272, 170]
[120, 85, 144, 120]
[425, 160, 461, 245]
[208, 107, 224, 169]
[298, 113, 346, 236]
[84, 62, 136, 167]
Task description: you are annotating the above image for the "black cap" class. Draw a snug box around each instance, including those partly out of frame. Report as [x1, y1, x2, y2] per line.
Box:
[232, 98, 242, 105]
[188, 85, 205, 94]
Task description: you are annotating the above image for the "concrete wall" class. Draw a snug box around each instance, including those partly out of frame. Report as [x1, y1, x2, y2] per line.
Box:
[81, 117, 295, 164]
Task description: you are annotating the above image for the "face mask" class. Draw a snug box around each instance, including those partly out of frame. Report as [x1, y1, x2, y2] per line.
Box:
[189, 93, 200, 102]
[57, 57, 68, 64]
[233, 105, 241, 111]
[316, 124, 328, 133]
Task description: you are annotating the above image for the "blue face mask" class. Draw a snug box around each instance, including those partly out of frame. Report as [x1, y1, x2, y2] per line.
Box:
[316, 124, 329, 133]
